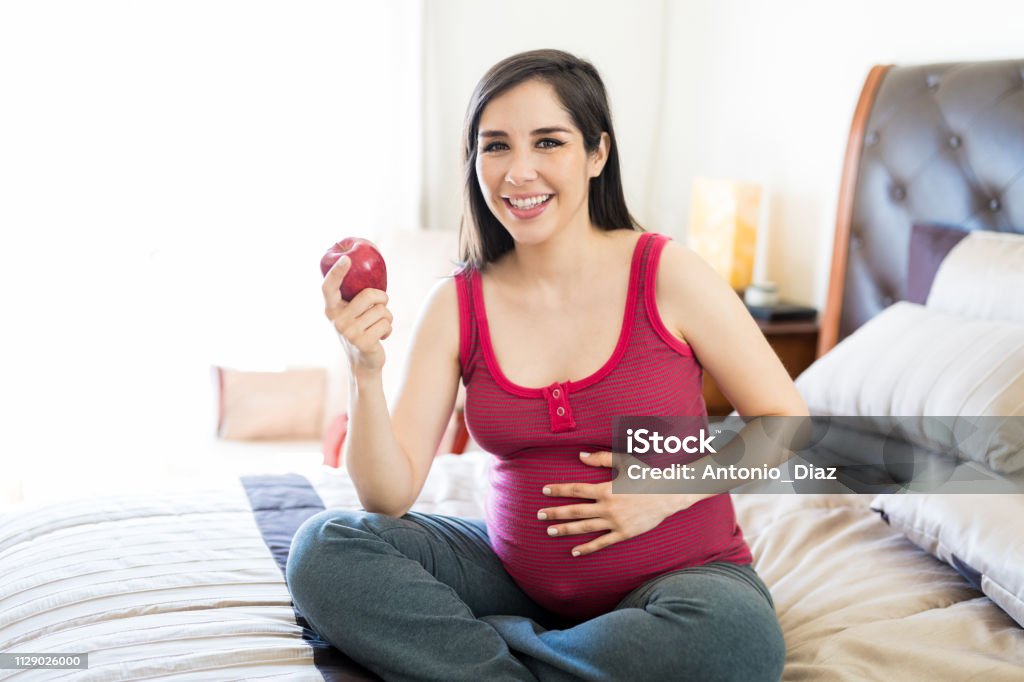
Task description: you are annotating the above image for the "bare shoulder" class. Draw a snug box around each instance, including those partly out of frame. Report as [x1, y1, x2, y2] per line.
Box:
[653, 238, 721, 340]
[655, 238, 809, 415]
[415, 275, 461, 363]
[656, 239, 713, 289]
[424, 273, 460, 315]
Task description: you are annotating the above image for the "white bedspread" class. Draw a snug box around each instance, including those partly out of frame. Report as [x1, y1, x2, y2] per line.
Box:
[1, 451, 1022, 680]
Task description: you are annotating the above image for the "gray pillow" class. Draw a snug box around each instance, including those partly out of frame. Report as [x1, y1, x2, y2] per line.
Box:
[906, 222, 969, 305]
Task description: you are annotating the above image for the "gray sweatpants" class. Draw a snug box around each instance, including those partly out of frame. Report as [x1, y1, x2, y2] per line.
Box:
[286, 508, 785, 682]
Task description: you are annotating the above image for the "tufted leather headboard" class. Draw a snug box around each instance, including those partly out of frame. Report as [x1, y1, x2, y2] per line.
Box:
[818, 59, 1024, 356]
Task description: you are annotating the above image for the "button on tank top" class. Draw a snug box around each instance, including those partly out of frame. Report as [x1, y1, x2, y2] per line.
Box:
[453, 231, 752, 621]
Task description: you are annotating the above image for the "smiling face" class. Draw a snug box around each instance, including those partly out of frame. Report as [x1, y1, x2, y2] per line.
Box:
[475, 78, 608, 245]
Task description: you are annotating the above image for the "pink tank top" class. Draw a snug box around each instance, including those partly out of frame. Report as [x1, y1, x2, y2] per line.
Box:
[454, 231, 752, 621]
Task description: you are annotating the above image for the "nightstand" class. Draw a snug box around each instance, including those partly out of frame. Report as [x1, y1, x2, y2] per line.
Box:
[702, 318, 819, 417]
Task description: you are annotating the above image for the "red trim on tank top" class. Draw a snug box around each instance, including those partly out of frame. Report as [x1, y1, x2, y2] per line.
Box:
[454, 267, 472, 376]
[471, 232, 650, 398]
[643, 235, 698, 360]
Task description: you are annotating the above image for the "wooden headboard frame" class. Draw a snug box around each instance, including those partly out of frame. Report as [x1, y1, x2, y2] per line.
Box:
[818, 64, 892, 357]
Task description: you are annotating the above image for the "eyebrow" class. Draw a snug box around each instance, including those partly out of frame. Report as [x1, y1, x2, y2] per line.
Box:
[478, 126, 573, 139]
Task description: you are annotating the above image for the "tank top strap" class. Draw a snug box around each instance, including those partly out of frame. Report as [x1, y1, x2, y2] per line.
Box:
[633, 231, 700, 363]
[452, 264, 481, 384]
[634, 231, 669, 303]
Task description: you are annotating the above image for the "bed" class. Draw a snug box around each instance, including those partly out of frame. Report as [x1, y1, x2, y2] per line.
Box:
[3, 59, 1024, 681]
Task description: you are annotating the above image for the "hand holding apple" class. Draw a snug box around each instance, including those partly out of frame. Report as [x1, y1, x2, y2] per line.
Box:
[320, 237, 388, 302]
[320, 237, 393, 375]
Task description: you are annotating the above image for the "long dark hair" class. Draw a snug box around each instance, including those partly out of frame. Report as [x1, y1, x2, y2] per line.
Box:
[456, 49, 642, 270]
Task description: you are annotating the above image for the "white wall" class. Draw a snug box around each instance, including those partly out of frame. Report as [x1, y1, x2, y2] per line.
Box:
[0, 1, 422, 490]
[657, 0, 1024, 309]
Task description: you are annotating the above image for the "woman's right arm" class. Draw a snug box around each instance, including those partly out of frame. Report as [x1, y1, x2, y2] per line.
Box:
[324, 258, 461, 517]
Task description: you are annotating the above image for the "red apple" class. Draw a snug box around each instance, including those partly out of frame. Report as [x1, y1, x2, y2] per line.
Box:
[320, 237, 388, 302]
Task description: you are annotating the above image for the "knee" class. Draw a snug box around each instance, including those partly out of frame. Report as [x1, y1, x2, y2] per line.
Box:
[285, 508, 375, 606]
[692, 595, 786, 681]
[712, 597, 786, 681]
[646, 580, 786, 681]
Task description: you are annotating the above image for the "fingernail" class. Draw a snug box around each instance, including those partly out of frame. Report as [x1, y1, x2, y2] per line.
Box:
[542, 487, 551, 495]
[537, 511, 547, 520]
[572, 550, 581, 557]
[547, 527, 558, 536]
[579, 451, 590, 458]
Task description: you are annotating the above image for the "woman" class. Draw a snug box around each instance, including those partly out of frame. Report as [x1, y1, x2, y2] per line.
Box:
[288, 49, 803, 681]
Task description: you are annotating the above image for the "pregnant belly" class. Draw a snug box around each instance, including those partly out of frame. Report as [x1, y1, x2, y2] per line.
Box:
[485, 460, 750, 620]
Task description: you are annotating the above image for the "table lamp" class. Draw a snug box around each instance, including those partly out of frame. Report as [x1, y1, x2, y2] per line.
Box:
[687, 178, 764, 292]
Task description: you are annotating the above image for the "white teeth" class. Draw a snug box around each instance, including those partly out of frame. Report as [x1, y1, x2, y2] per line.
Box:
[508, 195, 551, 209]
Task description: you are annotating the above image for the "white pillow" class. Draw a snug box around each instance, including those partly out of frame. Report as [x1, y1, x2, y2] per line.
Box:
[871, 494, 1024, 628]
[928, 230, 1024, 324]
[795, 301, 1024, 472]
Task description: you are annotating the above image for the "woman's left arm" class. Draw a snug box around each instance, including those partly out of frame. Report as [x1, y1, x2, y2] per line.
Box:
[655, 240, 809, 419]
[539, 240, 810, 556]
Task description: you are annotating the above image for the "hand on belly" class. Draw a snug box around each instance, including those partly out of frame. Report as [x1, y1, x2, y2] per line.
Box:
[536, 449, 712, 557]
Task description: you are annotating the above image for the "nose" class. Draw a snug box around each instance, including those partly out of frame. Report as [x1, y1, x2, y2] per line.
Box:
[504, 148, 538, 186]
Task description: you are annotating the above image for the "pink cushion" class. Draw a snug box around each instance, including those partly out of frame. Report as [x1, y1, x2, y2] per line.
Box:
[213, 366, 327, 440]
[322, 413, 349, 467]
[320, 410, 470, 469]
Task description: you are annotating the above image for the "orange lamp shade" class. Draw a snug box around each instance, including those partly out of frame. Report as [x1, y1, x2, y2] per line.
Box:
[688, 178, 763, 291]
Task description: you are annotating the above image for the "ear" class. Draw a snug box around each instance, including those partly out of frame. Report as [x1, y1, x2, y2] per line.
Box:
[588, 132, 611, 179]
